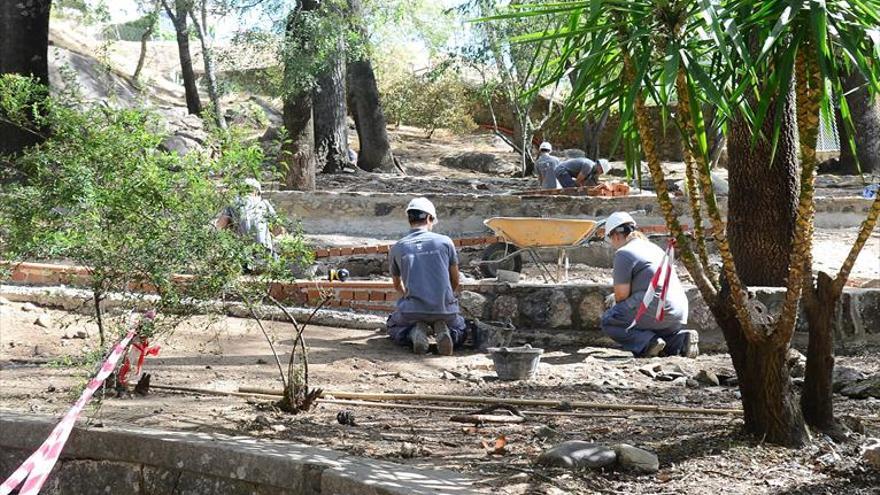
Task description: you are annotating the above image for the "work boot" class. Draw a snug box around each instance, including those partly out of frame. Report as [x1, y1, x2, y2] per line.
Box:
[679, 330, 700, 358]
[645, 338, 666, 358]
[411, 323, 430, 355]
[434, 321, 454, 356]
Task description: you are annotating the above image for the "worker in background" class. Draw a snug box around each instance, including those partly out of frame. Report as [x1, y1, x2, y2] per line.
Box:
[556, 157, 611, 188]
[600, 212, 698, 358]
[216, 178, 283, 266]
[535, 141, 560, 189]
[386, 197, 466, 356]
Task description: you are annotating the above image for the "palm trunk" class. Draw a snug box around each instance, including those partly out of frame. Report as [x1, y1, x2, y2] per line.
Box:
[621, 54, 717, 306]
[673, 68, 755, 337]
[836, 70, 880, 175]
[163, 0, 202, 116]
[777, 48, 822, 341]
[801, 271, 836, 431]
[189, 2, 225, 129]
[727, 89, 800, 286]
[314, 44, 349, 173]
[0, 0, 51, 156]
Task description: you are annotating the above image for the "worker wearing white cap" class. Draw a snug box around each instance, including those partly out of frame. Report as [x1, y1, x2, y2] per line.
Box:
[600, 212, 698, 358]
[535, 141, 560, 189]
[555, 158, 612, 188]
[386, 197, 465, 356]
[216, 178, 281, 266]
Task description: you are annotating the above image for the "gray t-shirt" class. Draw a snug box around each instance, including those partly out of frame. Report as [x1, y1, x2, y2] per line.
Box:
[224, 195, 277, 252]
[535, 154, 560, 189]
[612, 238, 688, 325]
[557, 157, 596, 178]
[390, 228, 460, 315]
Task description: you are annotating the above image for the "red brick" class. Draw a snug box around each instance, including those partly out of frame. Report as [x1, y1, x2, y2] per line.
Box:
[377, 245, 390, 254]
[10, 270, 28, 282]
[365, 246, 379, 254]
[329, 248, 342, 257]
[351, 246, 367, 255]
[352, 290, 369, 301]
[339, 247, 354, 256]
[338, 289, 354, 300]
[368, 291, 386, 301]
[315, 249, 330, 258]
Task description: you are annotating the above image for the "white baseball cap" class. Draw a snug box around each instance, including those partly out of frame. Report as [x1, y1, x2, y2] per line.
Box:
[539, 142, 552, 152]
[605, 211, 636, 239]
[244, 177, 262, 193]
[406, 197, 437, 220]
[597, 159, 612, 174]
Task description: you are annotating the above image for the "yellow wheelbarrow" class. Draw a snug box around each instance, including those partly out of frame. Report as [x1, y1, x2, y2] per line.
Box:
[479, 217, 603, 282]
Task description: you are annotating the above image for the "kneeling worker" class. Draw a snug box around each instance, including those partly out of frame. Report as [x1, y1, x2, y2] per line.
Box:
[386, 197, 466, 356]
[556, 157, 611, 188]
[600, 212, 698, 358]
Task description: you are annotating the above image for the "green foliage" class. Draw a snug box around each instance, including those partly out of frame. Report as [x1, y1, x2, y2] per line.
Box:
[0, 74, 310, 342]
[381, 63, 478, 137]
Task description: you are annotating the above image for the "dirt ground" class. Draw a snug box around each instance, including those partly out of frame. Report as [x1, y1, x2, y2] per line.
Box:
[2, 303, 879, 494]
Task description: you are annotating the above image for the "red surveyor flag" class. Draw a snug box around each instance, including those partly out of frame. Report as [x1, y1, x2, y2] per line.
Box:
[626, 239, 676, 330]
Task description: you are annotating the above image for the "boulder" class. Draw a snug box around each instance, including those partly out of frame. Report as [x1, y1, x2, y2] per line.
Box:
[862, 439, 880, 470]
[159, 135, 202, 157]
[832, 365, 867, 392]
[613, 444, 659, 473]
[439, 152, 518, 176]
[520, 290, 571, 328]
[492, 295, 518, 321]
[839, 376, 880, 399]
[536, 441, 617, 469]
[694, 370, 720, 387]
[459, 291, 488, 319]
[578, 292, 605, 328]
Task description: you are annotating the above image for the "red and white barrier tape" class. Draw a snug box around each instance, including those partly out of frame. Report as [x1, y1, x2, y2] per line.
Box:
[627, 238, 676, 330]
[0, 329, 136, 495]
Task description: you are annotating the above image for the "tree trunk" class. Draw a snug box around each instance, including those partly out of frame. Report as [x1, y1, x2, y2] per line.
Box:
[280, 1, 317, 191]
[133, 2, 160, 82]
[836, 70, 880, 175]
[801, 272, 837, 431]
[189, 2, 225, 129]
[314, 47, 349, 173]
[0, 0, 51, 156]
[712, 300, 806, 447]
[727, 90, 800, 286]
[346, 0, 396, 173]
[163, 0, 202, 116]
[347, 59, 396, 173]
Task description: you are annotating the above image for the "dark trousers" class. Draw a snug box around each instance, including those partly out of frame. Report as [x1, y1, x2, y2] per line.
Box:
[601, 299, 687, 357]
[386, 310, 467, 348]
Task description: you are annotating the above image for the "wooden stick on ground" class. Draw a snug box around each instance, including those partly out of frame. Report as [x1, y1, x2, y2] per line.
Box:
[238, 387, 744, 416]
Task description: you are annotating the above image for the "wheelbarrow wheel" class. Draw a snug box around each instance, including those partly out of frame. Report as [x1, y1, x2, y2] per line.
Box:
[480, 242, 523, 278]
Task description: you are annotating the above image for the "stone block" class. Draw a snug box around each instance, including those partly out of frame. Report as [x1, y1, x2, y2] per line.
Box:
[519, 289, 571, 328]
[458, 291, 487, 319]
[492, 295, 518, 321]
[536, 441, 616, 469]
[578, 291, 606, 329]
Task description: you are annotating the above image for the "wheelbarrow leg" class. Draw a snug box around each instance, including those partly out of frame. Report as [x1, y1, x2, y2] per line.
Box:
[527, 249, 556, 284]
[556, 249, 565, 282]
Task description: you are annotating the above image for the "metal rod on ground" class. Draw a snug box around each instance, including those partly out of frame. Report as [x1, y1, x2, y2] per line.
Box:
[149, 385, 731, 420]
[237, 387, 743, 416]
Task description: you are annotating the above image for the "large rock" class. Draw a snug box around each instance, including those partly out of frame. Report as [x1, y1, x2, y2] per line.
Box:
[535, 441, 617, 469]
[839, 376, 880, 399]
[159, 135, 202, 157]
[832, 365, 867, 392]
[863, 439, 880, 470]
[492, 295, 518, 321]
[613, 444, 659, 473]
[520, 290, 571, 328]
[459, 291, 487, 319]
[439, 152, 518, 176]
[578, 292, 605, 328]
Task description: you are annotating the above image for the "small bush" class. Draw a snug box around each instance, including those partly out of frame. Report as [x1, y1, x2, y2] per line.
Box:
[381, 64, 477, 138]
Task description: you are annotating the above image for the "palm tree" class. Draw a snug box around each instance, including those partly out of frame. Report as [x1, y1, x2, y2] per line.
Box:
[487, 0, 880, 445]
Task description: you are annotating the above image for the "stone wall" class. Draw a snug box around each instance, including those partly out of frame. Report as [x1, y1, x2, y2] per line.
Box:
[0, 411, 474, 495]
[265, 190, 873, 238]
[5, 262, 878, 352]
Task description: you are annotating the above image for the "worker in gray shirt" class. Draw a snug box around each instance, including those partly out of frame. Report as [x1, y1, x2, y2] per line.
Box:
[534, 141, 560, 189]
[600, 212, 699, 358]
[386, 197, 466, 356]
[556, 157, 611, 188]
[216, 178, 283, 270]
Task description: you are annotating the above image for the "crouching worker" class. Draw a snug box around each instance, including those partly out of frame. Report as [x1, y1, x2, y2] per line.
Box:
[386, 197, 466, 356]
[600, 212, 699, 358]
[555, 157, 611, 188]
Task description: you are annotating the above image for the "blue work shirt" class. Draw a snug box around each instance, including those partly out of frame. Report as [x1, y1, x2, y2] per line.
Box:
[389, 228, 460, 315]
[556, 157, 596, 178]
[535, 154, 560, 189]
